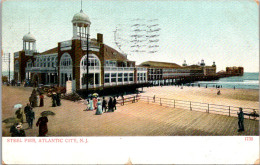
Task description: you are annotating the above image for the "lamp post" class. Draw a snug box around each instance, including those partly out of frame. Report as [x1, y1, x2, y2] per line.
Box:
[86, 27, 89, 96]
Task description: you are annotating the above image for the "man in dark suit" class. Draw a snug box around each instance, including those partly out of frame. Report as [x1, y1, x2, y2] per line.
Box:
[27, 108, 35, 129]
[102, 97, 107, 113]
[24, 103, 32, 124]
[237, 107, 244, 132]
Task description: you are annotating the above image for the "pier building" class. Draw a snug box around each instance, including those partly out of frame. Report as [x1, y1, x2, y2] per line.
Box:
[13, 6, 217, 91]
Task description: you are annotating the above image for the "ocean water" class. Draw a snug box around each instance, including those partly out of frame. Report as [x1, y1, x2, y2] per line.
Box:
[195, 72, 259, 89]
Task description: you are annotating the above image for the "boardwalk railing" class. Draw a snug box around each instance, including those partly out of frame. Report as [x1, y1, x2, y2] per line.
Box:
[117, 94, 140, 106]
[137, 95, 259, 120]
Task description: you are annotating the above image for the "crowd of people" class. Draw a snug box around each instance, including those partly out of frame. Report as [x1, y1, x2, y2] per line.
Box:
[85, 96, 117, 115]
[10, 88, 60, 137]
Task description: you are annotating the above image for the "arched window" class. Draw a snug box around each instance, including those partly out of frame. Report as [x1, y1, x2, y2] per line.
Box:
[80, 54, 100, 71]
[60, 54, 72, 68]
[59, 53, 73, 87]
[80, 54, 101, 89]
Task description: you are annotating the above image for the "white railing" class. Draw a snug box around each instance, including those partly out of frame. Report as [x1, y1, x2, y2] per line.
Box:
[81, 66, 100, 71]
[26, 67, 56, 71]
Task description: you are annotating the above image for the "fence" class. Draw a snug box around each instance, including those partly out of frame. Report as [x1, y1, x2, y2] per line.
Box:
[134, 95, 259, 120]
[117, 94, 140, 106]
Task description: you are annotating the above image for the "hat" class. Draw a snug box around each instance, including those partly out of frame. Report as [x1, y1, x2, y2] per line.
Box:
[16, 124, 23, 129]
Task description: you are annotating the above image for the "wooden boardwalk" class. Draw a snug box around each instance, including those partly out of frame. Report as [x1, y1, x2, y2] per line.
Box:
[115, 102, 259, 136]
[2, 86, 259, 136]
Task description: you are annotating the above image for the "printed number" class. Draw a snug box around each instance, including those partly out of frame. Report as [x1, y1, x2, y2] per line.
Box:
[245, 137, 253, 141]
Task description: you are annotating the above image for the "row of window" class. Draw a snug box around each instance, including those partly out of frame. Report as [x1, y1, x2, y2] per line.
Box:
[105, 60, 117, 67]
[104, 72, 134, 83]
[163, 69, 190, 73]
[137, 73, 147, 81]
[33, 56, 58, 68]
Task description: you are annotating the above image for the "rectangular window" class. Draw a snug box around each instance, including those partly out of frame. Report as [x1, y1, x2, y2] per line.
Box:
[105, 73, 110, 83]
[129, 73, 134, 81]
[124, 73, 128, 81]
[105, 78, 110, 83]
[111, 73, 116, 82]
[118, 73, 123, 82]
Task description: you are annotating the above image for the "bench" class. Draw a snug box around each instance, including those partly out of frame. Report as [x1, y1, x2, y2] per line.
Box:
[244, 113, 259, 119]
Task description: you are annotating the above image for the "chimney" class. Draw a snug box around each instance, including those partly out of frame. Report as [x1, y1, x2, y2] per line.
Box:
[97, 33, 103, 43]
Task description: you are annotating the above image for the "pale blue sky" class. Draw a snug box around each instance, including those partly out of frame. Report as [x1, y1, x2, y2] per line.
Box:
[2, 0, 259, 72]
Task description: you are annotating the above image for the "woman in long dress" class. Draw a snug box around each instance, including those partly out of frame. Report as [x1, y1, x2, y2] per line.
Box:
[89, 97, 94, 111]
[93, 97, 98, 110]
[107, 97, 113, 112]
[52, 92, 57, 107]
[36, 114, 48, 136]
[95, 99, 103, 115]
[39, 94, 44, 107]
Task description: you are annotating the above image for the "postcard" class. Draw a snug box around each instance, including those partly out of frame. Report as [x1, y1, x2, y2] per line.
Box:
[1, 0, 259, 164]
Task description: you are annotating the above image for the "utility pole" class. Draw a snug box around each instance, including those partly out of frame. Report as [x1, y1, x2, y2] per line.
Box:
[2, 53, 11, 83]
[8, 53, 10, 83]
[86, 29, 89, 96]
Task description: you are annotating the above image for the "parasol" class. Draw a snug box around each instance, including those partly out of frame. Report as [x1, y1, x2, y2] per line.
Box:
[93, 93, 99, 97]
[14, 104, 23, 109]
[41, 111, 55, 117]
[2, 117, 17, 124]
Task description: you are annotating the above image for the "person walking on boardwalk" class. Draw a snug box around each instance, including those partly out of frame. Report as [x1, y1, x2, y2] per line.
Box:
[89, 97, 94, 111]
[237, 107, 244, 132]
[56, 92, 61, 106]
[24, 103, 32, 124]
[36, 93, 39, 107]
[52, 92, 57, 107]
[27, 108, 35, 129]
[10, 123, 26, 137]
[93, 97, 98, 110]
[30, 93, 38, 108]
[113, 96, 117, 111]
[36, 114, 48, 136]
[95, 99, 103, 115]
[29, 95, 33, 106]
[10, 123, 19, 137]
[102, 97, 107, 113]
[15, 108, 24, 123]
[107, 97, 113, 112]
[39, 94, 44, 107]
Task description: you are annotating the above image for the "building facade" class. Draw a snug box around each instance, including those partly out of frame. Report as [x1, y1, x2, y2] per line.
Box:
[13, 8, 217, 90]
[13, 8, 148, 90]
[139, 60, 216, 85]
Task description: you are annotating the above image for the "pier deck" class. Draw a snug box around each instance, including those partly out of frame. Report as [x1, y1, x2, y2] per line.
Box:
[2, 86, 259, 136]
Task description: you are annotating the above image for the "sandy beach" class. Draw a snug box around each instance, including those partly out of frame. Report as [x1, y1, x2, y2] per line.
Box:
[140, 86, 259, 109]
[2, 85, 259, 136]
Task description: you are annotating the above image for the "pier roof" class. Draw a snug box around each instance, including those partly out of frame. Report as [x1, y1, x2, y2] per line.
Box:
[103, 44, 128, 61]
[139, 61, 181, 68]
